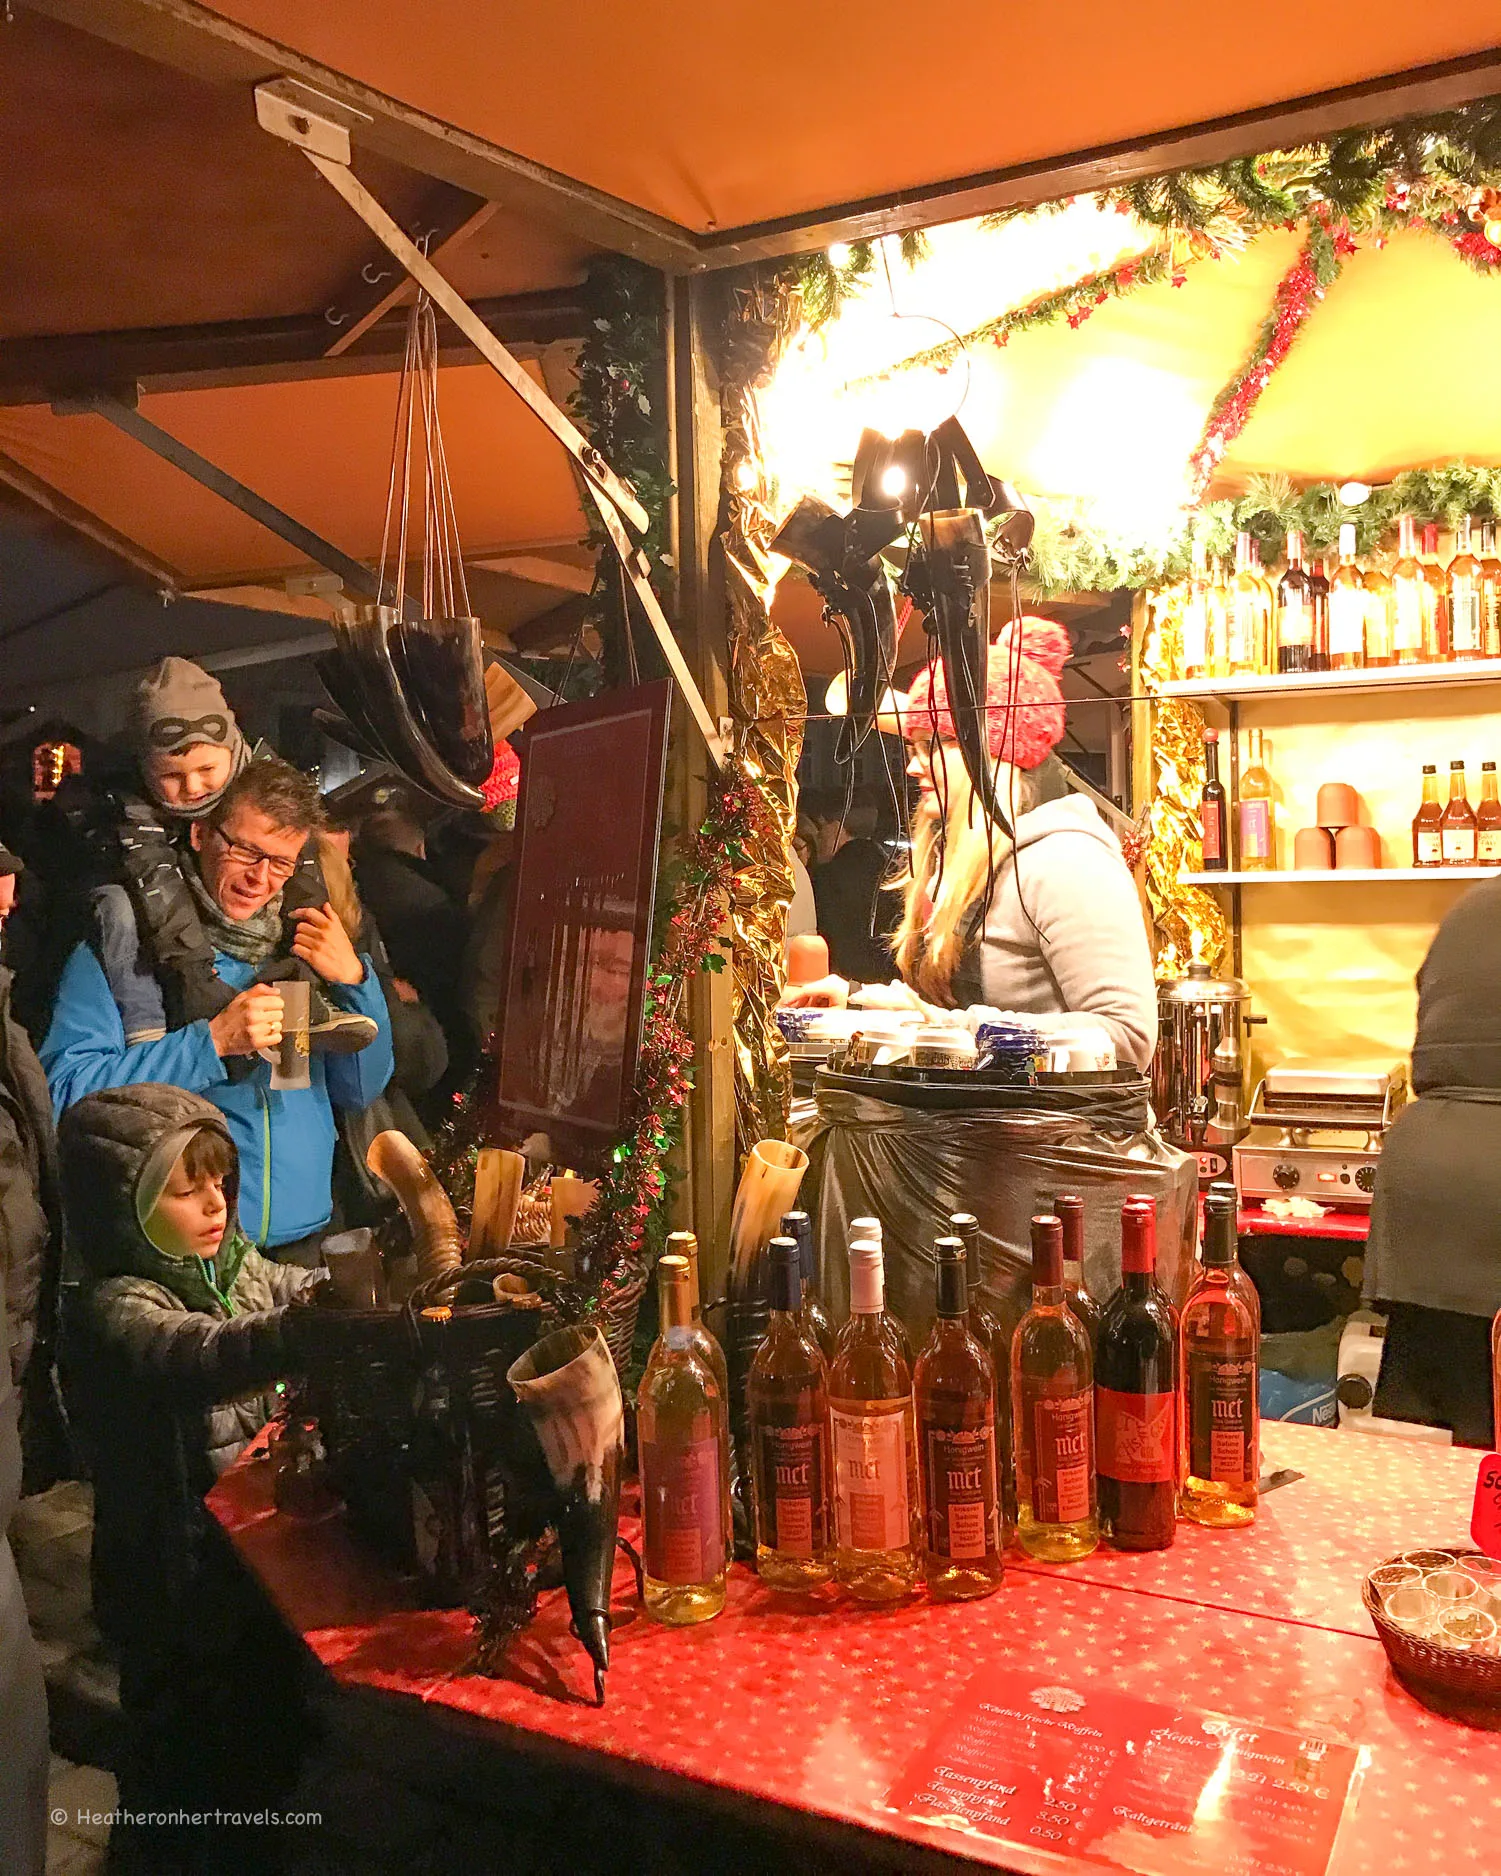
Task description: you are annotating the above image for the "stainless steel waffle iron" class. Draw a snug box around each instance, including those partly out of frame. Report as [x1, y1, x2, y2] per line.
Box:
[1233, 1062, 1407, 1210]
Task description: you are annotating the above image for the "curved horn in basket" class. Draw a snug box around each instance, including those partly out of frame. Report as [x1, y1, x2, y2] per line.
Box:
[507, 1325, 625, 1705]
[365, 1130, 463, 1285]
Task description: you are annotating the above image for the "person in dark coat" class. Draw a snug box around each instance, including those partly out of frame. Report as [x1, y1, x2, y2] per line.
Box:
[0, 842, 51, 1876]
[1365, 879, 1501, 1446]
[805, 786, 899, 984]
[353, 805, 475, 1104]
[59, 1084, 322, 1871]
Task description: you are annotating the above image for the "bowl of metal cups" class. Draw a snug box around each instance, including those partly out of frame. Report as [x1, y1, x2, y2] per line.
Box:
[1363, 1548, 1501, 1728]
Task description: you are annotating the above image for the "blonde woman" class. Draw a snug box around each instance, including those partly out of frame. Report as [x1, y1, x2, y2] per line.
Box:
[786, 619, 1155, 1071]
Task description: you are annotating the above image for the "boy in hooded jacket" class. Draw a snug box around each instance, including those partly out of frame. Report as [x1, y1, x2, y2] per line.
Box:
[59, 1083, 323, 1871]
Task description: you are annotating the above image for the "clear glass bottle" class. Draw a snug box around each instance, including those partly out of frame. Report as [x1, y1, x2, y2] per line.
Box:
[1205, 558, 1231, 680]
[1237, 728, 1275, 871]
[1478, 761, 1501, 867]
[1181, 540, 1209, 681]
[850, 1215, 912, 1365]
[1441, 760, 1477, 866]
[1248, 538, 1275, 674]
[951, 1210, 1016, 1542]
[665, 1229, 733, 1551]
[1412, 764, 1443, 867]
[1391, 516, 1426, 666]
[1362, 545, 1395, 669]
[1276, 530, 1316, 674]
[1228, 532, 1267, 676]
[916, 1240, 1004, 1601]
[1327, 523, 1366, 672]
[638, 1255, 731, 1624]
[781, 1209, 837, 1362]
[748, 1237, 834, 1589]
[828, 1237, 920, 1601]
[1420, 523, 1448, 661]
[1054, 1194, 1102, 1353]
[1478, 520, 1501, 659]
[1448, 517, 1485, 660]
[1096, 1198, 1179, 1552]
[1180, 1184, 1260, 1528]
[1012, 1214, 1099, 1562]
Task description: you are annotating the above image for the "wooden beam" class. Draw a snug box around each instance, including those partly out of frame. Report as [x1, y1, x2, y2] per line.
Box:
[664, 272, 735, 1295]
[322, 185, 496, 358]
[0, 290, 588, 406]
[25, 0, 698, 272]
[469, 555, 596, 596]
[0, 448, 183, 590]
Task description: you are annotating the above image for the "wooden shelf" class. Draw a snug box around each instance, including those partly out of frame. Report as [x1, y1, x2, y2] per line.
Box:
[1182, 867, 1496, 885]
[1160, 659, 1501, 704]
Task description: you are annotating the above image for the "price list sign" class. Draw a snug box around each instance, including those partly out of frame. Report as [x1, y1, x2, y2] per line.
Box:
[887, 1669, 1363, 1876]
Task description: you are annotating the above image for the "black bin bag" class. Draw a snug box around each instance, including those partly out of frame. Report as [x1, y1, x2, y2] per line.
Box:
[797, 1068, 1198, 1343]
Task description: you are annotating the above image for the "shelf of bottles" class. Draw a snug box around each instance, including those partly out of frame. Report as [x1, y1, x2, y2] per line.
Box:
[1161, 515, 1501, 696]
[1181, 866, 1496, 886]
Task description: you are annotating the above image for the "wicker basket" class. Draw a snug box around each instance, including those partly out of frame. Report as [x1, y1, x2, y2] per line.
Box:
[1364, 1554, 1501, 1730]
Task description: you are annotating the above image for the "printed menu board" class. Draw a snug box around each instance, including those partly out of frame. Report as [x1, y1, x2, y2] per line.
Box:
[886, 1668, 1363, 1876]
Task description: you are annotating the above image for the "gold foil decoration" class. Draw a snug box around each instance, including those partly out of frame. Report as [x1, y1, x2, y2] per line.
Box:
[1140, 586, 1229, 976]
[720, 272, 807, 1152]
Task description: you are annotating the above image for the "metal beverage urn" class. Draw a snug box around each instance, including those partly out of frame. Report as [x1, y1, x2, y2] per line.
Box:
[1154, 960, 1254, 1184]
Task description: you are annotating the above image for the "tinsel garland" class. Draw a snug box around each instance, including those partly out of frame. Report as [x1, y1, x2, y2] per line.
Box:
[568, 771, 764, 1288]
[1186, 218, 1357, 499]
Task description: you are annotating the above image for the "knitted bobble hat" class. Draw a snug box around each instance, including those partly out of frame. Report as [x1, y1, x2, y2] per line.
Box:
[905, 617, 1072, 769]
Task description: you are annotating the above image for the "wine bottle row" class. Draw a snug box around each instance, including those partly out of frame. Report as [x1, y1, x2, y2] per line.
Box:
[1173, 517, 1501, 682]
[635, 1187, 1260, 1623]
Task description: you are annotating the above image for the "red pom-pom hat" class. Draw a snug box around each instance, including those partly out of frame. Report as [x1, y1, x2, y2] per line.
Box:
[905, 617, 1072, 770]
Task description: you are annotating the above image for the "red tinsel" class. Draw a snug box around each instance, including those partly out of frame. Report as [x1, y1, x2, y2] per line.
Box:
[1186, 228, 1354, 499]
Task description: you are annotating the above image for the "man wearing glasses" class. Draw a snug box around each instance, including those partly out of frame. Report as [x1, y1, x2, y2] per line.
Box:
[41, 759, 393, 1262]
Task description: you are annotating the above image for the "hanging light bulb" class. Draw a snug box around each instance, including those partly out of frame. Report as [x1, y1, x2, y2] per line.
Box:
[1485, 217, 1501, 248]
[879, 462, 908, 499]
[1338, 481, 1372, 507]
[826, 242, 852, 268]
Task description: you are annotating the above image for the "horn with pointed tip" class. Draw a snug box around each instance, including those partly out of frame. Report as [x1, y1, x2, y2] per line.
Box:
[507, 1326, 624, 1706]
[924, 508, 1009, 830]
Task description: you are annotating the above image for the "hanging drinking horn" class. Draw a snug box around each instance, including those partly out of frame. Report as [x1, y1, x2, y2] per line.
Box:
[331, 605, 489, 810]
[365, 1130, 463, 1285]
[507, 1326, 624, 1707]
[924, 507, 1009, 830]
[393, 612, 495, 785]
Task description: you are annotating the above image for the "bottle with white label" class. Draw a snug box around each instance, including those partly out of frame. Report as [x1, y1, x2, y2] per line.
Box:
[1449, 517, 1485, 660]
[828, 1237, 920, 1601]
[1440, 760, 1477, 866]
[1327, 524, 1366, 671]
[638, 1255, 731, 1624]
[1412, 765, 1443, 868]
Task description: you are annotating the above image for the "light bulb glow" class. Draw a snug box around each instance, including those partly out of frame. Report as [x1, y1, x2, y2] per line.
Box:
[734, 459, 757, 491]
[879, 463, 907, 497]
[1338, 481, 1372, 507]
[826, 242, 852, 268]
[1485, 218, 1501, 248]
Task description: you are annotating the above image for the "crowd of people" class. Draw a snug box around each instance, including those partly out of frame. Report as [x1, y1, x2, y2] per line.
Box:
[0, 657, 511, 1873]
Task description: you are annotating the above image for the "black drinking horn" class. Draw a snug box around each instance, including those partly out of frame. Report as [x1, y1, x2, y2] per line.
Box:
[926, 508, 1009, 829]
[841, 569, 899, 762]
[331, 605, 489, 811]
[506, 1326, 624, 1707]
[393, 612, 495, 785]
[315, 654, 399, 764]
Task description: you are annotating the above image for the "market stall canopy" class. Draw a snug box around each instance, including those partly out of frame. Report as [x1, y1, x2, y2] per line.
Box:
[51, 0, 1501, 255]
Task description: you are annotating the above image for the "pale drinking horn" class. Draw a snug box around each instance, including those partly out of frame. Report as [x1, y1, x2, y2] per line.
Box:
[507, 1325, 625, 1706]
[365, 1130, 463, 1285]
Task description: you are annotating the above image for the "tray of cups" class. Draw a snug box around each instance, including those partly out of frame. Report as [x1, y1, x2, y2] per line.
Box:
[1363, 1548, 1501, 1728]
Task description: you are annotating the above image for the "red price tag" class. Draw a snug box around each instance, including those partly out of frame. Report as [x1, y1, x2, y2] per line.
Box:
[1471, 1453, 1501, 1554]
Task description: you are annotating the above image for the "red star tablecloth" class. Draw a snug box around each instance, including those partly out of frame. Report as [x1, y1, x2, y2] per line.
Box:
[208, 1421, 1495, 1873]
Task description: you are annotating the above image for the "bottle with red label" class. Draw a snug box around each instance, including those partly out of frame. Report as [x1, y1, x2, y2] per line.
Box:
[748, 1237, 834, 1589]
[916, 1239, 1004, 1601]
[638, 1253, 731, 1624]
[828, 1236, 920, 1601]
[1199, 730, 1228, 873]
[1096, 1197, 1179, 1552]
[1180, 1183, 1260, 1528]
[1011, 1214, 1099, 1562]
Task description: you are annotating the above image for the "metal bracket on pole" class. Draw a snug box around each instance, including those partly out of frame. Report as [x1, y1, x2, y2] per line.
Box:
[254, 76, 725, 768]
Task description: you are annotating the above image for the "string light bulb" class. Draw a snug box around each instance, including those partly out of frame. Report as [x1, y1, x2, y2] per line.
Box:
[1338, 481, 1372, 507]
[1486, 217, 1501, 249]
